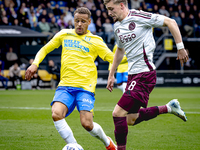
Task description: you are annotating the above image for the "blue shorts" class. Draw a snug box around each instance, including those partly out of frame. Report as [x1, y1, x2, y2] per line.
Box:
[116, 72, 128, 84]
[51, 86, 95, 117]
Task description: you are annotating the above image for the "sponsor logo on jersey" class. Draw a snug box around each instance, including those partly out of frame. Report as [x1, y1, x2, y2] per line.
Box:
[118, 33, 136, 43]
[64, 40, 89, 53]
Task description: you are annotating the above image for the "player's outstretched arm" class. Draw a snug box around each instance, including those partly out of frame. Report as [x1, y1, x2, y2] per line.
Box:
[106, 47, 125, 92]
[25, 64, 38, 81]
[163, 17, 188, 67]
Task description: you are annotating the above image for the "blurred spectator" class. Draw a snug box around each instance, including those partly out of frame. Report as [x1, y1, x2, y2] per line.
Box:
[184, 14, 195, 37]
[101, 11, 109, 24]
[53, 4, 62, 16]
[35, 4, 43, 18]
[6, 47, 18, 68]
[20, 2, 29, 14]
[0, 4, 5, 18]
[154, 0, 163, 9]
[27, 5, 35, 17]
[194, 12, 200, 37]
[95, 18, 105, 40]
[57, 14, 68, 29]
[29, 11, 38, 28]
[172, 0, 179, 12]
[159, 5, 170, 17]
[17, 7, 28, 26]
[49, 16, 60, 34]
[4, 0, 15, 8]
[63, 7, 74, 26]
[184, 49, 196, 70]
[0, 60, 9, 90]
[77, 0, 84, 7]
[168, 6, 174, 17]
[26, 59, 41, 89]
[0, 16, 9, 25]
[152, 4, 159, 14]
[91, 5, 97, 19]
[94, 0, 103, 10]
[48, 59, 60, 89]
[88, 18, 96, 34]
[93, 9, 102, 25]
[85, 0, 94, 10]
[8, 8, 18, 25]
[180, 12, 187, 36]
[172, 12, 182, 28]
[6, 2, 15, 17]
[38, 9, 49, 22]
[9, 62, 22, 89]
[32, 22, 41, 32]
[67, 20, 74, 29]
[166, 0, 175, 7]
[184, 5, 191, 18]
[130, 0, 143, 9]
[68, 0, 78, 9]
[39, 17, 54, 40]
[46, 2, 53, 14]
[13, 18, 20, 26]
[141, 1, 148, 11]
[23, 18, 31, 29]
[103, 18, 114, 44]
[191, 5, 198, 18]
[177, 5, 183, 16]
[181, 0, 190, 12]
[47, 12, 54, 22]
[99, 3, 106, 12]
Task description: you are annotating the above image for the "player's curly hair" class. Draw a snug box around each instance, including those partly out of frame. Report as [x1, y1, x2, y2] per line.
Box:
[74, 7, 91, 19]
[103, 0, 128, 6]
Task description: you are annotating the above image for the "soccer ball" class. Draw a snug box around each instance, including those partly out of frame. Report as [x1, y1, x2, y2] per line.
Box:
[62, 143, 84, 150]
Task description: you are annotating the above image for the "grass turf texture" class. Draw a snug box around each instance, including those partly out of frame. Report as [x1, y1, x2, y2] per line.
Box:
[0, 87, 200, 150]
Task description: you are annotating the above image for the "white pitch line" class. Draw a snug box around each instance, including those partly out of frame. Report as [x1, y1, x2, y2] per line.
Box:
[0, 107, 200, 114]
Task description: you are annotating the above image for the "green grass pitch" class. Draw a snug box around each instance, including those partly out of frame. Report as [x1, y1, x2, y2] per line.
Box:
[0, 87, 200, 150]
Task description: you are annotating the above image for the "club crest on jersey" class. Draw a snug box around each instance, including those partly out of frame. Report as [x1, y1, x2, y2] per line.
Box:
[129, 22, 135, 31]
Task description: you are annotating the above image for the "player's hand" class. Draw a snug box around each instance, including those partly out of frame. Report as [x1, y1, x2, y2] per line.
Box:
[177, 49, 189, 67]
[25, 64, 38, 81]
[106, 75, 115, 92]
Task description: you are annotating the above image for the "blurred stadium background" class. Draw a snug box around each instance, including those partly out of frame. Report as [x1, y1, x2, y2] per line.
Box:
[0, 0, 200, 89]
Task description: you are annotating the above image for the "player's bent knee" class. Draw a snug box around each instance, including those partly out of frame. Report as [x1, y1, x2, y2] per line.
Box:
[81, 121, 93, 131]
[52, 110, 65, 121]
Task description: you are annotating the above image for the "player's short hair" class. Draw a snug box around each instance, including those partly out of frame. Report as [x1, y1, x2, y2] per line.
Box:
[103, 0, 128, 6]
[74, 7, 91, 19]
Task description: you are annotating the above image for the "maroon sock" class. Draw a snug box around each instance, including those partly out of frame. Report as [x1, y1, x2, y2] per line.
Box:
[134, 106, 159, 125]
[158, 105, 168, 114]
[118, 145, 126, 150]
[113, 117, 128, 146]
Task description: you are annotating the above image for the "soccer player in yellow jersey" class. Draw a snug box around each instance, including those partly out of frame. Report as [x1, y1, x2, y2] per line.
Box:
[108, 44, 128, 93]
[25, 7, 127, 150]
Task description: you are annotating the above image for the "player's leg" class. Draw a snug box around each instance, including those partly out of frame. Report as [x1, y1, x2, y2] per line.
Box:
[80, 111, 114, 149]
[126, 99, 187, 126]
[51, 87, 77, 144]
[112, 104, 129, 150]
[77, 90, 116, 150]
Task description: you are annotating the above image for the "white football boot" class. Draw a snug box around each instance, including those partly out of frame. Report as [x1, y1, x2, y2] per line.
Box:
[166, 99, 187, 122]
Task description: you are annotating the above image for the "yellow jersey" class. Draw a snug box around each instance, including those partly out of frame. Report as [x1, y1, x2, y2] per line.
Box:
[108, 44, 128, 73]
[33, 29, 126, 93]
